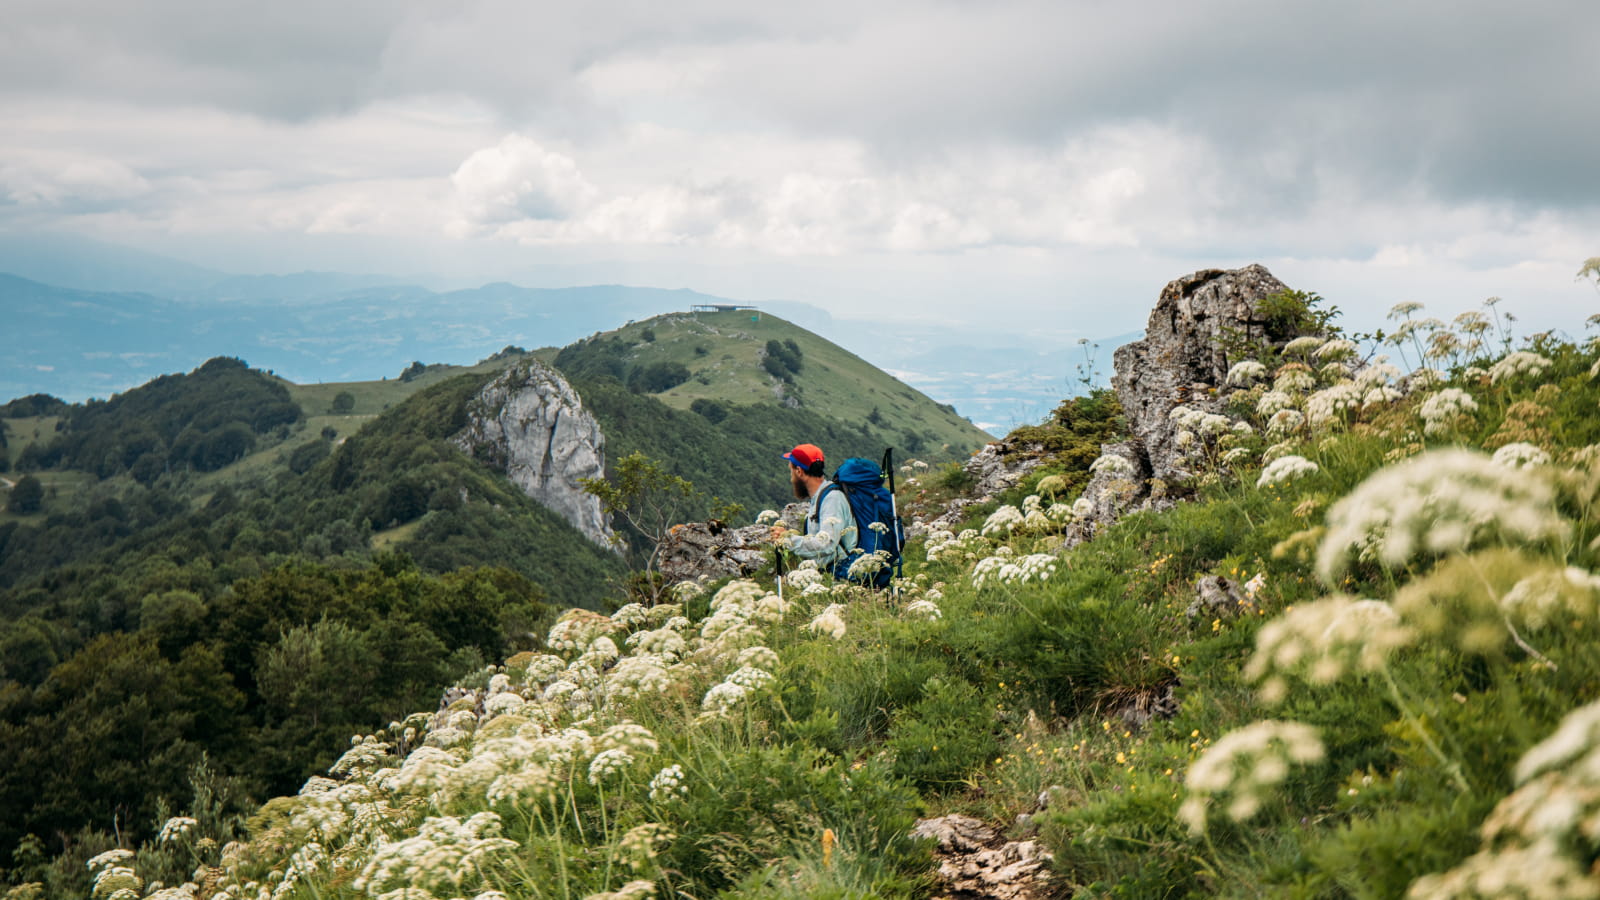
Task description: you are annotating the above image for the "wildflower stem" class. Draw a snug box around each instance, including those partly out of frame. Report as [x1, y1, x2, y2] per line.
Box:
[1379, 666, 1470, 793]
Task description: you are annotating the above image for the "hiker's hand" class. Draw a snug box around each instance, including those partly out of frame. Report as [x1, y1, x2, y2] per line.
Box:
[768, 525, 790, 543]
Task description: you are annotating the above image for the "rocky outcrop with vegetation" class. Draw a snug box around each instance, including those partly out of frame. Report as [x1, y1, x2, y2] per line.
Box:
[454, 359, 615, 548]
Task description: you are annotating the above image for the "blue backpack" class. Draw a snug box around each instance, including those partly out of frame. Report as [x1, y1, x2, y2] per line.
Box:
[813, 456, 903, 588]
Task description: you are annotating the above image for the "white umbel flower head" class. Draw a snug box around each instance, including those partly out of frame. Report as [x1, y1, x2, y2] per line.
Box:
[1316, 449, 1569, 584]
[1418, 388, 1479, 436]
[1227, 360, 1268, 386]
[1245, 597, 1412, 704]
[1090, 453, 1136, 477]
[1491, 442, 1551, 470]
[1178, 720, 1324, 835]
[1305, 383, 1362, 427]
[648, 764, 689, 802]
[1488, 351, 1553, 384]
[806, 604, 847, 639]
[1256, 455, 1320, 488]
[1283, 336, 1326, 357]
[1257, 390, 1295, 417]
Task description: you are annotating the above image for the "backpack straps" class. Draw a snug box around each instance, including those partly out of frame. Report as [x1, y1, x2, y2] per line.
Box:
[809, 482, 833, 524]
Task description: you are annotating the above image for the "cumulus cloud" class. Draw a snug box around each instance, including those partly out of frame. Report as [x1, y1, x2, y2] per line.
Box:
[450, 136, 598, 230]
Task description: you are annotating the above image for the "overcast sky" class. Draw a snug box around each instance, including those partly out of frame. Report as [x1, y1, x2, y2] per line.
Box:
[2, 0, 1596, 340]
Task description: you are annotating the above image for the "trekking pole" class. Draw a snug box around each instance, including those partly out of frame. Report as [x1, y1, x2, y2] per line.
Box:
[881, 447, 905, 591]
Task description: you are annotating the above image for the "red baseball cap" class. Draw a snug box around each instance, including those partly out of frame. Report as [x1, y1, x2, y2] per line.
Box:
[782, 443, 824, 471]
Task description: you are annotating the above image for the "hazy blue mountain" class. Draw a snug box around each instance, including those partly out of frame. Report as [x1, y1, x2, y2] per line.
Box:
[0, 232, 223, 295]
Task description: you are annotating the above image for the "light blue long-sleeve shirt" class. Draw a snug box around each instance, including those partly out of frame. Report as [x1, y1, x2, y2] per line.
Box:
[785, 480, 857, 569]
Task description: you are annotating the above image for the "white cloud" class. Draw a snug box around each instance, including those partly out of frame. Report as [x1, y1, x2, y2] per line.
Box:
[449, 135, 598, 231]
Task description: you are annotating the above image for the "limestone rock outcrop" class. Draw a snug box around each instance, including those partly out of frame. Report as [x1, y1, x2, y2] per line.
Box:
[656, 502, 807, 584]
[920, 439, 1045, 535]
[453, 360, 615, 549]
[912, 815, 1053, 900]
[1112, 264, 1290, 482]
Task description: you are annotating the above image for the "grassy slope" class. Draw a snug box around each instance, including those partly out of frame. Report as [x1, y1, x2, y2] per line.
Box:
[543, 309, 991, 453]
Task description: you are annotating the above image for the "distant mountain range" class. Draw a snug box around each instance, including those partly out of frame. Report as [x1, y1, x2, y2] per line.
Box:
[0, 233, 1139, 432]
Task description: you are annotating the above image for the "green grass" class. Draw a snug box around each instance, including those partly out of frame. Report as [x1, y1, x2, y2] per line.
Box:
[282, 356, 515, 418]
[558, 310, 990, 457]
[1, 415, 62, 467]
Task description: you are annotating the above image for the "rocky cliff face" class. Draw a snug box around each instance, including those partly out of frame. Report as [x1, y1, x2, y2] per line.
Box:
[453, 360, 615, 549]
[1111, 264, 1291, 482]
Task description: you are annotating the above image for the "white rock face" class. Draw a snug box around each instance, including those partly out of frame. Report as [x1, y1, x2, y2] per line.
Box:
[453, 360, 616, 549]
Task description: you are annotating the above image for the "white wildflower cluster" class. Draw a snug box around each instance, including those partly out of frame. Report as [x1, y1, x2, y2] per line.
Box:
[1317, 449, 1570, 583]
[1313, 338, 1357, 361]
[166, 568, 823, 900]
[1355, 358, 1403, 392]
[1257, 390, 1295, 417]
[1418, 388, 1479, 437]
[88, 850, 140, 900]
[1266, 409, 1305, 437]
[904, 598, 943, 621]
[1256, 455, 1320, 489]
[647, 764, 689, 803]
[1226, 360, 1268, 387]
[1488, 350, 1553, 384]
[1407, 840, 1597, 899]
[1221, 447, 1254, 466]
[1274, 364, 1317, 394]
[353, 813, 517, 897]
[1169, 405, 1233, 439]
[1089, 453, 1137, 478]
[698, 581, 788, 657]
[924, 528, 990, 564]
[755, 509, 781, 526]
[783, 563, 825, 592]
[158, 816, 199, 844]
[1178, 721, 1325, 835]
[847, 550, 893, 581]
[1355, 358, 1405, 409]
[981, 505, 1024, 537]
[1409, 700, 1600, 899]
[611, 603, 649, 628]
[1498, 565, 1600, 630]
[1244, 597, 1413, 704]
[1490, 442, 1551, 470]
[1260, 441, 1298, 463]
[1304, 382, 1362, 427]
[546, 611, 620, 656]
[807, 604, 847, 640]
[1283, 336, 1326, 357]
[971, 553, 1058, 588]
[588, 748, 637, 785]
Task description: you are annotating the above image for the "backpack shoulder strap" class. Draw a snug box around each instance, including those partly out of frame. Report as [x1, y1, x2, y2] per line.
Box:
[809, 482, 837, 523]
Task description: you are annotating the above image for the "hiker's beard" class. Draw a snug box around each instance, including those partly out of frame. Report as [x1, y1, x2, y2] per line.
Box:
[790, 468, 810, 500]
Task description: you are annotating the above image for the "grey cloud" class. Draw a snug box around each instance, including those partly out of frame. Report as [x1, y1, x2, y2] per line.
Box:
[687, 0, 1599, 209]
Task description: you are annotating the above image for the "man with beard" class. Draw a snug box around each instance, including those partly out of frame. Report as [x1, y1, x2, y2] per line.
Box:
[774, 443, 857, 572]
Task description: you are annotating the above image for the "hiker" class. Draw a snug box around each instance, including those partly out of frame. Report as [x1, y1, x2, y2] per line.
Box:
[774, 443, 857, 571]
